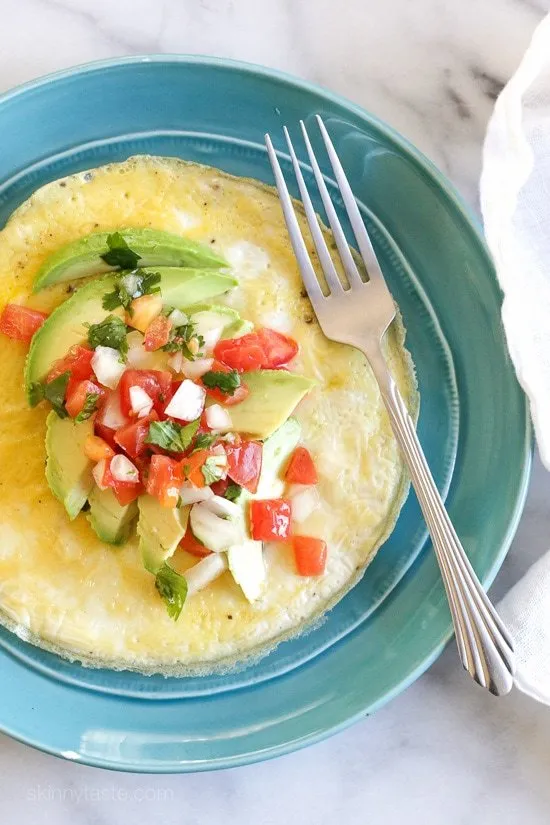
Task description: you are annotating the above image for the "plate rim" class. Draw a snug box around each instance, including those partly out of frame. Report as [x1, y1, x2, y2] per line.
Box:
[0, 54, 533, 772]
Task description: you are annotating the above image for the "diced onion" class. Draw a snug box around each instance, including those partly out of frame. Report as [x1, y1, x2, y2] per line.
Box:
[100, 391, 127, 430]
[164, 379, 206, 421]
[129, 385, 153, 418]
[121, 273, 140, 297]
[204, 495, 241, 519]
[205, 404, 232, 431]
[168, 352, 184, 373]
[181, 357, 214, 380]
[178, 484, 215, 505]
[110, 454, 139, 483]
[91, 346, 126, 389]
[186, 554, 228, 596]
[92, 459, 108, 490]
[202, 327, 223, 353]
[290, 486, 320, 523]
[168, 309, 188, 326]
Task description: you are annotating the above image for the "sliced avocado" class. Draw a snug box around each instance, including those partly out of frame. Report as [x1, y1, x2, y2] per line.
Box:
[219, 319, 254, 340]
[45, 412, 95, 519]
[228, 371, 315, 439]
[87, 487, 138, 545]
[256, 417, 301, 498]
[185, 303, 253, 341]
[33, 228, 227, 291]
[25, 269, 238, 400]
[138, 495, 190, 574]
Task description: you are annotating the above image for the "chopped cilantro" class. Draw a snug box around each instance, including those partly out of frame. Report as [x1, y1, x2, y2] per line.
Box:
[75, 392, 100, 423]
[42, 371, 71, 418]
[87, 315, 129, 357]
[162, 322, 204, 360]
[145, 419, 200, 453]
[154, 563, 188, 620]
[102, 268, 161, 312]
[202, 369, 240, 396]
[201, 456, 225, 485]
[28, 382, 45, 408]
[224, 483, 243, 503]
[101, 232, 141, 270]
[192, 432, 217, 452]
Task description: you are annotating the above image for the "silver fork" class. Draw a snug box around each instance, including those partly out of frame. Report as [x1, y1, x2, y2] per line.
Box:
[265, 115, 515, 696]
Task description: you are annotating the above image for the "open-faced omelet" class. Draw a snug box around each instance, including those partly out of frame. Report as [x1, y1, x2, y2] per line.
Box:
[0, 156, 417, 675]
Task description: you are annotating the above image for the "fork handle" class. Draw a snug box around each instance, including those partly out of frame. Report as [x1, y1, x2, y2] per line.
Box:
[366, 345, 516, 695]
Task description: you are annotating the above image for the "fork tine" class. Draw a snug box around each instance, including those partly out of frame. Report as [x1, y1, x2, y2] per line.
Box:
[264, 134, 324, 308]
[299, 120, 364, 287]
[282, 126, 344, 295]
[316, 115, 385, 282]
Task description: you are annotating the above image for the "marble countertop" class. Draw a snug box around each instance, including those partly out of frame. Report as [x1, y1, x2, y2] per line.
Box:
[1, 0, 550, 822]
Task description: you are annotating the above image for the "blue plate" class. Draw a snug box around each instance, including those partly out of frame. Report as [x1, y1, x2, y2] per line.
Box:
[0, 56, 530, 771]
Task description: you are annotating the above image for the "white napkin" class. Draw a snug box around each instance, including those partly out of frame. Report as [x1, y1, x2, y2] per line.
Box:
[480, 12, 550, 703]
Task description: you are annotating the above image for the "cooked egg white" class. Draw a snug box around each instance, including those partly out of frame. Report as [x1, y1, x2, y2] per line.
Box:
[0, 156, 417, 674]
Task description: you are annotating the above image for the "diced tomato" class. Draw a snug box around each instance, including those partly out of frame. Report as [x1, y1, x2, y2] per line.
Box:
[100, 457, 143, 505]
[285, 446, 318, 485]
[65, 379, 105, 419]
[249, 499, 292, 541]
[179, 448, 212, 488]
[210, 477, 229, 497]
[214, 328, 298, 372]
[94, 422, 118, 451]
[201, 360, 250, 405]
[144, 315, 172, 352]
[0, 304, 48, 343]
[146, 455, 184, 508]
[293, 536, 327, 576]
[179, 529, 212, 558]
[114, 411, 158, 460]
[84, 434, 115, 462]
[119, 369, 172, 417]
[47, 345, 94, 388]
[226, 440, 262, 493]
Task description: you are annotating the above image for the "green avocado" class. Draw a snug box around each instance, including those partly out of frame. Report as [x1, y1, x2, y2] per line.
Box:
[33, 228, 227, 291]
[45, 412, 95, 519]
[227, 371, 316, 439]
[185, 303, 253, 341]
[25, 269, 238, 401]
[138, 495, 190, 574]
[87, 487, 138, 545]
[219, 319, 254, 340]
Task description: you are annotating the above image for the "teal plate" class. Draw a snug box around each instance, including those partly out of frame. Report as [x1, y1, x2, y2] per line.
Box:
[0, 56, 530, 771]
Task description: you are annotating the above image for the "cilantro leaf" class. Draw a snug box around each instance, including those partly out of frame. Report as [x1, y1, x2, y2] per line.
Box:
[145, 419, 200, 452]
[202, 369, 240, 396]
[75, 392, 100, 423]
[161, 322, 204, 361]
[43, 372, 70, 418]
[224, 483, 243, 502]
[28, 382, 45, 407]
[101, 232, 142, 270]
[155, 563, 188, 621]
[87, 315, 128, 357]
[102, 269, 161, 312]
[201, 456, 225, 485]
[192, 432, 217, 452]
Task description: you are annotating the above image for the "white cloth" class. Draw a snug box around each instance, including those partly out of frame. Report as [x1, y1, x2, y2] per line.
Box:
[481, 12, 550, 703]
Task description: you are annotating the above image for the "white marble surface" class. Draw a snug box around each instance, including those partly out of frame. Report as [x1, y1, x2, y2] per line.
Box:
[1, 0, 550, 821]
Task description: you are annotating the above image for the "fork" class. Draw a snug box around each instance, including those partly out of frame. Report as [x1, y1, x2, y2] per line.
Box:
[265, 115, 516, 696]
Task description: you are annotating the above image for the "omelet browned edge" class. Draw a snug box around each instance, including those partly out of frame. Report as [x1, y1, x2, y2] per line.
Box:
[0, 158, 419, 677]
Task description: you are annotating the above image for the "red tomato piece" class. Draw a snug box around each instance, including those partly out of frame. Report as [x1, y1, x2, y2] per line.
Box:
[94, 422, 118, 451]
[214, 328, 298, 372]
[285, 446, 318, 485]
[146, 455, 184, 508]
[179, 529, 212, 558]
[201, 360, 250, 405]
[114, 411, 158, 460]
[249, 499, 292, 541]
[210, 477, 229, 497]
[144, 315, 172, 352]
[100, 458, 143, 506]
[293, 536, 327, 576]
[119, 369, 172, 417]
[0, 304, 48, 342]
[47, 345, 94, 387]
[65, 379, 105, 419]
[179, 449, 212, 488]
[226, 441, 263, 493]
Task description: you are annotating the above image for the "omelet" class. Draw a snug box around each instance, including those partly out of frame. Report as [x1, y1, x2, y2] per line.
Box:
[0, 156, 417, 675]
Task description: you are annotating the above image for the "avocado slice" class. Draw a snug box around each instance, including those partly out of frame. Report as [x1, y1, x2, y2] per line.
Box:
[185, 304, 253, 341]
[220, 319, 254, 340]
[227, 371, 315, 439]
[25, 269, 238, 400]
[137, 495, 190, 574]
[45, 412, 95, 519]
[255, 417, 301, 497]
[33, 228, 227, 292]
[87, 487, 138, 545]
